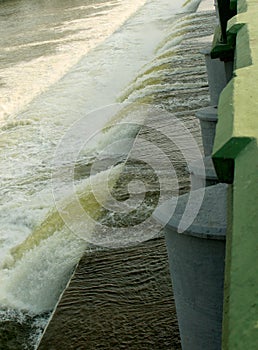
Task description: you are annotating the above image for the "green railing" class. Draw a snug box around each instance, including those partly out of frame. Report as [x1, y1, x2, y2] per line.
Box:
[212, 0, 258, 348]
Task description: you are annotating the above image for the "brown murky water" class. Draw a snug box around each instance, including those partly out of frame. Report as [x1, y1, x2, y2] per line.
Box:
[38, 10, 216, 349]
[38, 237, 181, 350]
[0, 0, 216, 348]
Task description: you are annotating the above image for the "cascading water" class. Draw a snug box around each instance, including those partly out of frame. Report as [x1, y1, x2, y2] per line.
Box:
[0, 0, 216, 348]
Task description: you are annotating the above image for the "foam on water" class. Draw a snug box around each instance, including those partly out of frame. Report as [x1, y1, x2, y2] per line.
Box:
[121, 82, 208, 104]
[0, 164, 124, 313]
[157, 11, 216, 53]
[0, 0, 189, 254]
[0, 0, 213, 331]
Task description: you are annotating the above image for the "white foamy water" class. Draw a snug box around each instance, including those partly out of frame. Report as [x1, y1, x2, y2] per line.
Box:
[0, 0, 196, 316]
[0, 164, 124, 313]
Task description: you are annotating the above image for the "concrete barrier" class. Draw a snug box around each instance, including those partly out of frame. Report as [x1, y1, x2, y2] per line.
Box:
[213, 0, 258, 348]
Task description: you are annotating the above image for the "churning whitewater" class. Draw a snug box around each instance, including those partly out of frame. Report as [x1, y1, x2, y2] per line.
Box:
[0, 0, 199, 313]
[0, 0, 216, 348]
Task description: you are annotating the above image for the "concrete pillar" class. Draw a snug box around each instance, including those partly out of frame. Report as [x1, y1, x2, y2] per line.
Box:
[196, 106, 218, 156]
[189, 156, 218, 190]
[201, 47, 232, 106]
[154, 184, 227, 350]
[189, 106, 219, 189]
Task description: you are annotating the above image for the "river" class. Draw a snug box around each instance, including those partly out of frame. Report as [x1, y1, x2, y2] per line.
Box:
[0, 0, 215, 348]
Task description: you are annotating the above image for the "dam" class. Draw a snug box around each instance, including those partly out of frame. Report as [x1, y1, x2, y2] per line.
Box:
[0, 0, 214, 348]
[1, 0, 257, 348]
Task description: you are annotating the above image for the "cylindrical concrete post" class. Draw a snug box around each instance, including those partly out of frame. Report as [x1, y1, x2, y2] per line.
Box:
[196, 106, 218, 156]
[154, 184, 227, 350]
[201, 47, 228, 105]
[189, 156, 218, 190]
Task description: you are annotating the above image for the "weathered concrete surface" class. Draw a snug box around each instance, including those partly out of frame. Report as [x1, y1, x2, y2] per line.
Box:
[154, 183, 227, 350]
[189, 156, 218, 190]
[213, 0, 258, 348]
[165, 189, 226, 350]
[38, 237, 181, 350]
[200, 47, 228, 105]
[195, 106, 218, 156]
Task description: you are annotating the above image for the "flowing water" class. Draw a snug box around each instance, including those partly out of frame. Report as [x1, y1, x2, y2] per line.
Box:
[0, 0, 216, 348]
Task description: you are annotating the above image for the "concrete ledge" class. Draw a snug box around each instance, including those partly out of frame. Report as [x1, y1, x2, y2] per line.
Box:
[213, 0, 258, 182]
[211, 0, 258, 348]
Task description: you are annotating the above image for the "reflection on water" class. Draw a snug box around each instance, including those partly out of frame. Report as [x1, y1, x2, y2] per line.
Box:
[0, 0, 146, 119]
[0, 0, 120, 67]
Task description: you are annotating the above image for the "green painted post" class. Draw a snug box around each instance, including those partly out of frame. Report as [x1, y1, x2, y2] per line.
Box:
[213, 2, 258, 348]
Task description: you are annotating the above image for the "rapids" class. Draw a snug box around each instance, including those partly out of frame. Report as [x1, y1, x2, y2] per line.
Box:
[0, 0, 216, 348]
